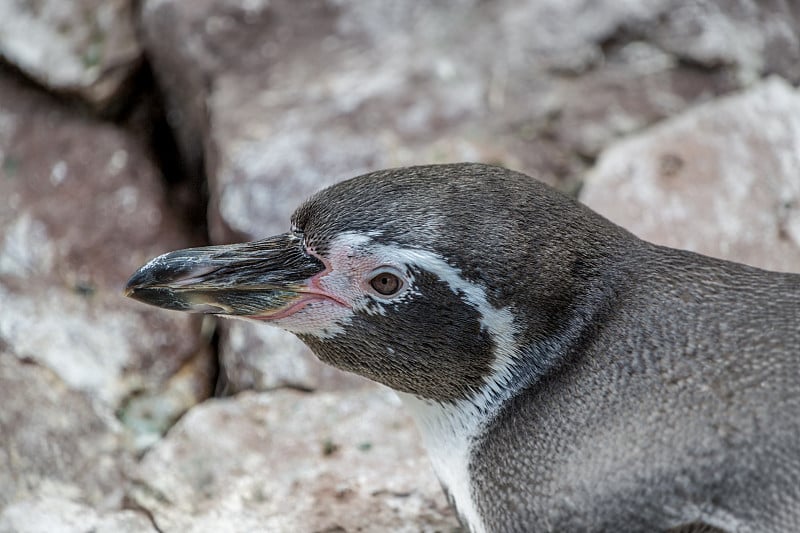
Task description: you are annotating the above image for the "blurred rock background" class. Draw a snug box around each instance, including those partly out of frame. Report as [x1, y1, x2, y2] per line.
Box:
[0, 1, 798, 531]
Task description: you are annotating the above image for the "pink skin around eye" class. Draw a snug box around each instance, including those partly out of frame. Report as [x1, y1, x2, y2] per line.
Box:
[303, 248, 351, 307]
[250, 245, 350, 322]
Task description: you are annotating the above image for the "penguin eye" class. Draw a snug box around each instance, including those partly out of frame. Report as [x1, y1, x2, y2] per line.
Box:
[369, 271, 402, 296]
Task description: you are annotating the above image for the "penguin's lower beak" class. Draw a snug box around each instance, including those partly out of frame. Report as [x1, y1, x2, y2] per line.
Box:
[124, 234, 326, 317]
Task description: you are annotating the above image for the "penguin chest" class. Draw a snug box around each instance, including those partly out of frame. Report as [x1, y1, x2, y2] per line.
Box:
[398, 393, 487, 533]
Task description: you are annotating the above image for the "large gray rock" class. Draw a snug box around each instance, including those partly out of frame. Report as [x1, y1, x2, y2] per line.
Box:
[0, 0, 142, 111]
[131, 388, 459, 532]
[0, 71, 218, 527]
[0, 72, 214, 449]
[0, 496, 156, 533]
[0, 356, 130, 512]
[582, 77, 800, 274]
[139, 0, 799, 393]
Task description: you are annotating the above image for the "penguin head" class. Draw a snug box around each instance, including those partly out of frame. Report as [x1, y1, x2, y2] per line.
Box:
[126, 163, 624, 402]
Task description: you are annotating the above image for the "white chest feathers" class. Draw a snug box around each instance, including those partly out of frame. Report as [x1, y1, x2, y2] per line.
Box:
[398, 393, 490, 533]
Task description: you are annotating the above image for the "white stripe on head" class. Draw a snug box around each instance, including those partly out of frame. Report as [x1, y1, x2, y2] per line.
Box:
[329, 231, 524, 405]
[330, 232, 525, 533]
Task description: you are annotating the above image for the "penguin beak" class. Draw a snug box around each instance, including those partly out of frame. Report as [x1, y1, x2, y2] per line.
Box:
[124, 234, 326, 318]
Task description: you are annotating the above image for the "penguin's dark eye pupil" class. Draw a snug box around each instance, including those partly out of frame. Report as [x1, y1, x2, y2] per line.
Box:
[370, 272, 401, 296]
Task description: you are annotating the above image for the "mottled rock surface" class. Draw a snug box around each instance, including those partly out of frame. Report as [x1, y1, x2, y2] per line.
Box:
[0, 356, 130, 511]
[0, 73, 211, 409]
[0, 72, 213, 518]
[582, 77, 800, 273]
[132, 388, 459, 532]
[0, 0, 142, 110]
[139, 0, 800, 394]
[141, 0, 800, 241]
[0, 496, 156, 533]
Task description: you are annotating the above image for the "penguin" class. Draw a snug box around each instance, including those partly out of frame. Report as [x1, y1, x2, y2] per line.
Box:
[126, 163, 800, 533]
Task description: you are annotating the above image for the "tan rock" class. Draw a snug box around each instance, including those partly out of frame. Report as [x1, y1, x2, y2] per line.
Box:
[582, 76, 800, 274]
[0, 0, 142, 110]
[0, 73, 213, 444]
[0, 356, 130, 510]
[132, 388, 460, 532]
[0, 495, 156, 533]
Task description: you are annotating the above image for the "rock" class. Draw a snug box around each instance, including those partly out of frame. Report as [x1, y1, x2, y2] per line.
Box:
[0, 356, 130, 511]
[140, 0, 799, 392]
[0, 73, 213, 439]
[118, 331, 218, 449]
[131, 388, 459, 532]
[0, 495, 156, 533]
[647, 1, 800, 82]
[0, 0, 142, 111]
[581, 76, 800, 274]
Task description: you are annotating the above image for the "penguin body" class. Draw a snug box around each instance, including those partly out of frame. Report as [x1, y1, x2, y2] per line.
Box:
[473, 248, 800, 531]
[126, 164, 800, 532]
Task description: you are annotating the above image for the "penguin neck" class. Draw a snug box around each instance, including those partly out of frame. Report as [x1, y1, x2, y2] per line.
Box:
[397, 338, 573, 533]
[398, 317, 580, 453]
[397, 390, 493, 533]
[396, 257, 619, 533]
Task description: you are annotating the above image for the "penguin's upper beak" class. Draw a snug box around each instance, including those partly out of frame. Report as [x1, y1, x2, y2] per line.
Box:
[124, 234, 326, 317]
